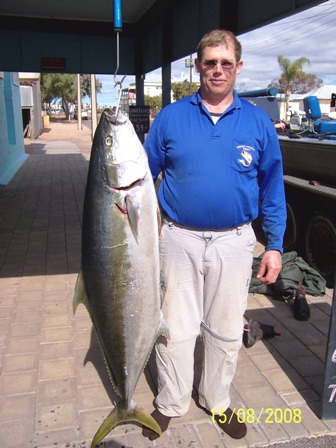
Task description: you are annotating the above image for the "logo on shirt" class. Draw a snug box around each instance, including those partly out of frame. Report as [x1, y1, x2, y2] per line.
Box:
[237, 145, 254, 167]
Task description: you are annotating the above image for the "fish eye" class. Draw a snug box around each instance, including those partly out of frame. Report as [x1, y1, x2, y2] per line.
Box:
[105, 136, 113, 146]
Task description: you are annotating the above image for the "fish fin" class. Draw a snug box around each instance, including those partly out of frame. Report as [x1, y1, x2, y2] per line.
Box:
[73, 271, 122, 398]
[126, 195, 140, 242]
[94, 332, 122, 398]
[91, 401, 161, 447]
[157, 311, 170, 340]
[73, 269, 89, 314]
[73, 271, 124, 402]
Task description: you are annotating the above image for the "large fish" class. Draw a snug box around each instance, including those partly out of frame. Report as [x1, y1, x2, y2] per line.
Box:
[73, 108, 167, 447]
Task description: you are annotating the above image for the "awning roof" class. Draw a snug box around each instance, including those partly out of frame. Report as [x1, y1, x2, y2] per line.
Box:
[0, 0, 327, 75]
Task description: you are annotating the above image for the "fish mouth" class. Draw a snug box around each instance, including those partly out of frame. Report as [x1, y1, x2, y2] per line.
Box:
[104, 108, 127, 125]
[104, 161, 147, 192]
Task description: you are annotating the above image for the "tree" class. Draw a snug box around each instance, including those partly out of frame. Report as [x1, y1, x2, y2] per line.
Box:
[144, 95, 162, 117]
[41, 73, 102, 119]
[171, 81, 199, 101]
[81, 74, 102, 99]
[236, 81, 248, 93]
[268, 55, 322, 117]
[290, 72, 323, 94]
[41, 73, 76, 119]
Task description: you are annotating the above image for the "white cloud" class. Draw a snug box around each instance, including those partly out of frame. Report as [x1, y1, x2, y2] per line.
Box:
[96, 74, 135, 107]
[238, 0, 336, 88]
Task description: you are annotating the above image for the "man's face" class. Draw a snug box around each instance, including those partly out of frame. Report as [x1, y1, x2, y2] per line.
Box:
[195, 43, 243, 100]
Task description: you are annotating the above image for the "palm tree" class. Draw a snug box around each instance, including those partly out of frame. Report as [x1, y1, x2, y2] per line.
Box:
[277, 55, 310, 116]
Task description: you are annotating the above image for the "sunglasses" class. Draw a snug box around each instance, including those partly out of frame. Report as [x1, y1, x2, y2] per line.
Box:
[202, 59, 236, 71]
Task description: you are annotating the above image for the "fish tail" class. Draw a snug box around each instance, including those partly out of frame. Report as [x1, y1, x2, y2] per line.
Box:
[91, 401, 162, 447]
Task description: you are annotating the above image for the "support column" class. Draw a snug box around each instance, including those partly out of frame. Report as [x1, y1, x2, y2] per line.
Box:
[135, 75, 145, 106]
[90, 74, 97, 140]
[162, 64, 171, 107]
[161, 4, 173, 107]
[77, 74, 82, 130]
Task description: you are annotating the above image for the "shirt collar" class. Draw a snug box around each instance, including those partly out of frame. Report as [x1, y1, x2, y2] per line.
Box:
[232, 90, 242, 110]
[191, 89, 242, 114]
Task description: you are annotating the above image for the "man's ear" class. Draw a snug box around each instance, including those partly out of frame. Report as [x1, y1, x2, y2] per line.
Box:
[236, 60, 243, 75]
[194, 58, 200, 73]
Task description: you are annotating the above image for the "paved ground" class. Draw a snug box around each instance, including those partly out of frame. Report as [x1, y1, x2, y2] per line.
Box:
[0, 118, 336, 448]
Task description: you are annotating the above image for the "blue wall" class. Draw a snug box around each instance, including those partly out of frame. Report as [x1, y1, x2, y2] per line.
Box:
[0, 72, 29, 185]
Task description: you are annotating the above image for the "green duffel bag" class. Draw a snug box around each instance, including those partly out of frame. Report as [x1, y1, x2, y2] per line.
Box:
[249, 251, 327, 300]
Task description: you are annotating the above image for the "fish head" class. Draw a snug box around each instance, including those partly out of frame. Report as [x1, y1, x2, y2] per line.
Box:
[96, 108, 148, 190]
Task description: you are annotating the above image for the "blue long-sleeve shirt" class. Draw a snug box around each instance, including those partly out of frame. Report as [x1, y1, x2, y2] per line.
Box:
[144, 90, 286, 252]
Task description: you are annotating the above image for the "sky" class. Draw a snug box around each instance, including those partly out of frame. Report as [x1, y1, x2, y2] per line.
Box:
[95, 0, 336, 107]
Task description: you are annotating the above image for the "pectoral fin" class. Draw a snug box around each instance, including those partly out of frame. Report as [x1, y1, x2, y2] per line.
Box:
[126, 195, 140, 242]
[157, 311, 170, 340]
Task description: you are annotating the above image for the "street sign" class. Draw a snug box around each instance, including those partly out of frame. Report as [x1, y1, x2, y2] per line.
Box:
[41, 57, 66, 71]
[129, 105, 150, 135]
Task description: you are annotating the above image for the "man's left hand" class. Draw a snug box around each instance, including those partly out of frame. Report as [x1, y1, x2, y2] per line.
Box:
[256, 250, 282, 284]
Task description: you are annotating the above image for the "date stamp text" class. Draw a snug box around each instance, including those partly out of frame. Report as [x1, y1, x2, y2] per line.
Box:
[211, 407, 302, 424]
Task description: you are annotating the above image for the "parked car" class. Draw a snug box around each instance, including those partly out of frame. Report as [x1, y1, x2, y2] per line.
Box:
[73, 109, 88, 120]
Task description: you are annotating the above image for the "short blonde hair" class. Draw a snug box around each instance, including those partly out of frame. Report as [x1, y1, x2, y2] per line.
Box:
[197, 29, 242, 63]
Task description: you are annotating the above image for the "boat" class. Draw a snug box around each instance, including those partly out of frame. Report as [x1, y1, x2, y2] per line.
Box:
[278, 134, 336, 186]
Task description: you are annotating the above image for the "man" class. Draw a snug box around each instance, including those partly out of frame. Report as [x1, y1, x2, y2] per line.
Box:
[142, 29, 286, 440]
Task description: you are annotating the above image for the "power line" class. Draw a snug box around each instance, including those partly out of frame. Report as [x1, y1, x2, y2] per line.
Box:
[241, 1, 336, 53]
[243, 0, 336, 47]
[242, 12, 336, 56]
[171, 0, 336, 83]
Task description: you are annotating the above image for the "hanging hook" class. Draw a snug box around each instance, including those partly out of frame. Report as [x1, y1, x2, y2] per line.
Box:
[114, 31, 126, 87]
[114, 32, 126, 116]
[113, 1, 126, 116]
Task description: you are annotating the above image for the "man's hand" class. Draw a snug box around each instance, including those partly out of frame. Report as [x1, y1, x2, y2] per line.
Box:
[256, 250, 282, 284]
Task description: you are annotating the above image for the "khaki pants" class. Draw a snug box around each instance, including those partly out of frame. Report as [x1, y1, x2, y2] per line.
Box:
[155, 220, 256, 417]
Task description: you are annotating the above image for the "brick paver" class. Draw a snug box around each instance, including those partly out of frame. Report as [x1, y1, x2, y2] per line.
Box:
[0, 118, 335, 447]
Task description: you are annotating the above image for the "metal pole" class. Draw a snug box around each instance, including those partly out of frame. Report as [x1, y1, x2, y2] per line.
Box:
[90, 74, 97, 140]
[77, 74, 82, 130]
[189, 54, 193, 95]
[185, 55, 194, 95]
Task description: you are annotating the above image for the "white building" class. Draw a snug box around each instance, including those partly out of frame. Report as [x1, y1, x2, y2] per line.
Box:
[121, 71, 200, 109]
[287, 84, 336, 118]
[19, 73, 43, 139]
